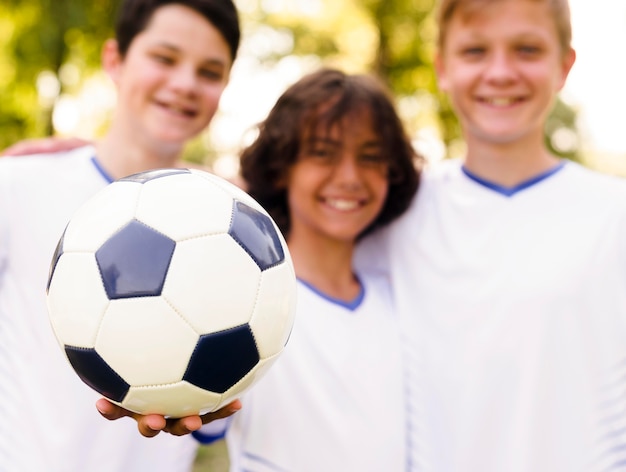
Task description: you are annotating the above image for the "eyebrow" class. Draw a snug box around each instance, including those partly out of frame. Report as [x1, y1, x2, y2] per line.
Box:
[150, 41, 228, 67]
[307, 136, 383, 148]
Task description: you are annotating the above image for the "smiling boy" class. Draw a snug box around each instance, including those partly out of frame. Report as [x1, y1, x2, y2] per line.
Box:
[0, 1, 239, 470]
[358, 0, 626, 470]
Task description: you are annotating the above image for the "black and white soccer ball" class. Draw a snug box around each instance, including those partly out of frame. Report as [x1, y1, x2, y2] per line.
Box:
[46, 168, 297, 417]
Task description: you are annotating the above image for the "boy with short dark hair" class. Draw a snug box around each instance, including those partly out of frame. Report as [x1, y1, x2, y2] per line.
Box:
[0, 0, 239, 470]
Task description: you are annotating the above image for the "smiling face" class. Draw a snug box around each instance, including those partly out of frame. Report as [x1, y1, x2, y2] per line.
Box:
[105, 4, 232, 149]
[285, 109, 389, 246]
[435, 0, 575, 147]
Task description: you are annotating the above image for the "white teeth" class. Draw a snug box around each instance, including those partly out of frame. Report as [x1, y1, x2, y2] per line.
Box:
[485, 97, 516, 106]
[160, 102, 194, 116]
[326, 198, 360, 211]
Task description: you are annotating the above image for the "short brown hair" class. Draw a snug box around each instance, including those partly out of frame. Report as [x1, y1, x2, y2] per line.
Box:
[240, 68, 421, 239]
[436, 0, 572, 53]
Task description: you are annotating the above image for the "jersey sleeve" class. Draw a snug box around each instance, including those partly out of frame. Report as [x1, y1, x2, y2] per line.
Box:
[191, 417, 230, 444]
[0, 161, 11, 281]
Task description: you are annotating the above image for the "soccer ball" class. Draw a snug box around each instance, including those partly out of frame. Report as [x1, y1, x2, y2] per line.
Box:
[46, 168, 297, 418]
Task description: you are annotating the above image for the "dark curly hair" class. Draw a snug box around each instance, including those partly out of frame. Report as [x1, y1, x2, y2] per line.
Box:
[240, 68, 422, 239]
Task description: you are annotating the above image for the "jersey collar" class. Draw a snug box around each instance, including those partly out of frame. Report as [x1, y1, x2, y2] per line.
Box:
[461, 161, 566, 197]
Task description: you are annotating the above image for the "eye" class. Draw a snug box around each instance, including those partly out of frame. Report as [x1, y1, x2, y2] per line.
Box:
[199, 68, 224, 81]
[461, 46, 486, 58]
[516, 45, 542, 57]
[300, 144, 335, 163]
[359, 152, 386, 165]
[151, 53, 175, 65]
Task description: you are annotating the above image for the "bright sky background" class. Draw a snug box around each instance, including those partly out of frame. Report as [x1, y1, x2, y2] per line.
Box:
[564, 0, 626, 155]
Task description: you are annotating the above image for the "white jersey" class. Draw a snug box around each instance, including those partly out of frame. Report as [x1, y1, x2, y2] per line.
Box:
[0, 148, 197, 472]
[196, 274, 409, 472]
[357, 159, 626, 472]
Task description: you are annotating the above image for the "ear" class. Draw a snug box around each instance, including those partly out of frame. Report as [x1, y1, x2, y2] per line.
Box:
[434, 51, 449, 92]
[101, 39, 123, 85]
[557, 47, 576, 91]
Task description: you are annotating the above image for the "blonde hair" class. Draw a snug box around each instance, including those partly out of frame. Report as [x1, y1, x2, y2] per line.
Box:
[436, 0, 572, 53]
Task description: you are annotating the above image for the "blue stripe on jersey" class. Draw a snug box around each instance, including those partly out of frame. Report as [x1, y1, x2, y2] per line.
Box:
[461, 161, 566, 197]
[191, 428, 226, 445]
[90, 156, 115, 183]
[297, 277, 365, 311]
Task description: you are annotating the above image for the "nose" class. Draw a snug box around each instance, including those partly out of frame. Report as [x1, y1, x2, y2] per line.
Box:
[331, 153, 362, 188]
[169, 64, 199, 95]
[484, 50, 517, 84]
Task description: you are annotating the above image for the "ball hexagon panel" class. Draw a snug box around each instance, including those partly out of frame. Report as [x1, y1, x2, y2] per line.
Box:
[249, 263, 298, 359]
[122, 381, 222, 417]
[47, 253, 110, 348]
[135, 172, 235, 241]
[183, 324, 259, 393]
[62, 181, 141, 252]
[192, 170, 267, 214]
[163, 235, 261, 334]
[95, 219, 175, 299]
[229, 201, 284, 271]
[95, 297, 199, 386]
[64, 346, 129, 402]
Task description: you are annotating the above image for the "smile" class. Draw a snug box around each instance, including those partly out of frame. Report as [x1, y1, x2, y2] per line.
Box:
[155, 100, 198, 118]
[479, 97, 524, 107]
[323, 198, 363, 211]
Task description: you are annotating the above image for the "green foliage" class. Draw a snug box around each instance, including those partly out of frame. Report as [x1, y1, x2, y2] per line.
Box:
[0, 0, 118, 149]
[0, 0, 581, 160]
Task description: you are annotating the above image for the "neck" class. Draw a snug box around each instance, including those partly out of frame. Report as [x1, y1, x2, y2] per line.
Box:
[287, 231, 360, 302]
[463, 136, 559, 188]
[95, 121, 185, 181]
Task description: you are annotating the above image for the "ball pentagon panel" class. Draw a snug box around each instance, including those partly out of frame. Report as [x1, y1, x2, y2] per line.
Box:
[184, 324, 260, 393]
[229, 201, 284, 271]
[95, 220, 175, 299]
[64, 346, 130, 403]
[119, 168, 191, 184]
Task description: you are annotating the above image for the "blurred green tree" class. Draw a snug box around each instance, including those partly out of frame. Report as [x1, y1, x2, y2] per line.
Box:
[0, 0, 118, 149]
[0, 0, 580, 160]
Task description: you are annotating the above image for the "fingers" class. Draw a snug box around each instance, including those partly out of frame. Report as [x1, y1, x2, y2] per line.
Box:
[94, 397, 242, 438]
[201, 399, 242, 425]
[96, 398, 130, 421]
[96, 398, 166, 438]
[163, 416, 203, 436]
[135, 414, 167, 438]
[162, 400, 242, 436]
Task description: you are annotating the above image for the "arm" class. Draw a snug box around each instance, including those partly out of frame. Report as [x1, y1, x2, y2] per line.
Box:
[95, 397, 242, 438]
[1, 137, 91, 157]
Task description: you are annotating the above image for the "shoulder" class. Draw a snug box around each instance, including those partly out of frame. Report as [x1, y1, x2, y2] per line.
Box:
[561, 161, 626, 206]
[421, 158, 464, 184]
[0, 145, 96, 176]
